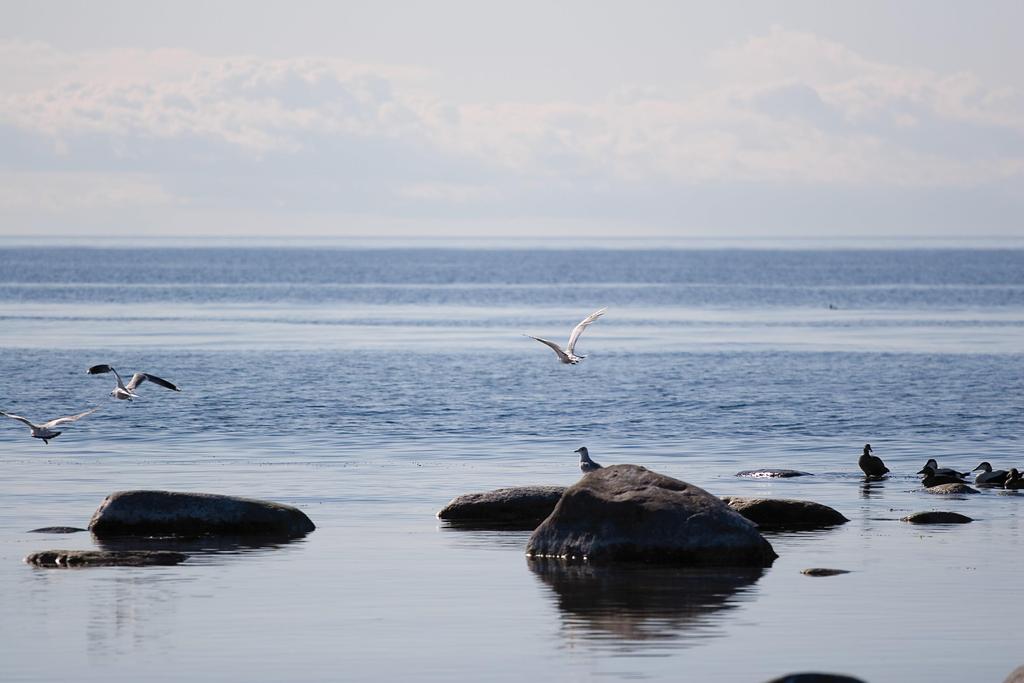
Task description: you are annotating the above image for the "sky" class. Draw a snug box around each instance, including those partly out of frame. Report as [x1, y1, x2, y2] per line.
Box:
[2, 1, 1023, 239]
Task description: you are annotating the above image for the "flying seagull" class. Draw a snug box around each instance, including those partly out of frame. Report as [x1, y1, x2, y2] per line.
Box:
[575, 446, 602, 473]
[526, 307, 607, 364]
[0, 407, 100, 444]
[87, 364, 181, 400]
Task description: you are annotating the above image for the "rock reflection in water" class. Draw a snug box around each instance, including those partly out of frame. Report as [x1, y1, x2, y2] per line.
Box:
[528, 559, 763, 649]
[94, 533, 309, 561]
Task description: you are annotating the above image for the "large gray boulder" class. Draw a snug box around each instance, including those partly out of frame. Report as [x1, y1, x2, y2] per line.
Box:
[526, 465, 777, 566]
[721, 497, 848, 529]
[437, 486, 566, 529]
[25, 549, 187, 568]
[88, 490, 315, 538]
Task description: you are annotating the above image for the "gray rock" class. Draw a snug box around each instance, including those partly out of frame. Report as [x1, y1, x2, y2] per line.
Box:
[901, 511, 973, 524]
[25, 549, 187, 568]
[736, 469, 812, 478]
[801, 568, 851, 577]
[924, 483, 978, 495]
[437, 486, 566, 529]
[88, 490, 315, 538]
[526, 464, 777, 566]
[722, 497, 848, 529]
[28, 526, 86, 534]
[764, 674, 866, 683]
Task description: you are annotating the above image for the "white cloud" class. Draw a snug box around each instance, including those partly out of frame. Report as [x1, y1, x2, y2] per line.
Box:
[0, 28, 1022, 235]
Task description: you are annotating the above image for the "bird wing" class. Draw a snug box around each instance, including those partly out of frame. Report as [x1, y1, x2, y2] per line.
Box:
[0, 411, 38, 429]
[128, 373, 181, 392]
[87, 363, 128, 390]
[41, 407, 100, 429]
[526, 335, 571, 363]
[565, 307, 607, 354]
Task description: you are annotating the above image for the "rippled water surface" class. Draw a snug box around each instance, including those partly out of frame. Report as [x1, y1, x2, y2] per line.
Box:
[0, 244, 1022, 682]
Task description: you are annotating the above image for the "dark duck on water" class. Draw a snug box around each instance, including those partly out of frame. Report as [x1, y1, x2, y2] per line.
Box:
[858, 443, 889, 478]
[918, 465, 968, 488]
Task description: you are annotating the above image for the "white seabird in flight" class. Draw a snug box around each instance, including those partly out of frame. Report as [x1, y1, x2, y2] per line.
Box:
[0, 407, 100, 444]
[87, 364, 182, 400]
[526, 307, 607, 365]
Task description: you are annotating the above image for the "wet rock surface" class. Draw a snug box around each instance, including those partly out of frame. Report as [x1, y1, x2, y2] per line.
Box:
[25, 549, 187, 568]
[801, 568, 851, 577]
[526, 465, 777, 566]
[88, 490, 315, 538]
[923, 483, 978, 495]
[735, 469, 812, 478]
[901, 511, 973, 524]
[437, 486, 566, 529]
[722, 497, 848, 529]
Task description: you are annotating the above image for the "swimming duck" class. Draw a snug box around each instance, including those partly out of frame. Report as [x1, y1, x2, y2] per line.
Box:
[858, 443, 889, 478]
[919, 465, 968, 488]
[575, 447, 602, 473]
[972, 461, 1009, 486]
[1003, 468, 1023, 490]
[917, 458, 969, 479]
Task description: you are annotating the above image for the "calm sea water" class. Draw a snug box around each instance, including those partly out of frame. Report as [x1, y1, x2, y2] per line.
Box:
[0, 244, 1021, 682]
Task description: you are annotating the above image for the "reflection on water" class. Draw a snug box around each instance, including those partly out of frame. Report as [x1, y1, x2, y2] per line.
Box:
[859, 479, 888, 499]
[528, 559, 763, 650]
[93, 533, 311, 557]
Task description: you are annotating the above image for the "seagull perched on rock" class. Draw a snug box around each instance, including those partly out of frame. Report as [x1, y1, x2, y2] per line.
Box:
[575, 447, 602, 473]
[87, 364, 181, 400]
[526, 307, 607, 364]
[0, 407, 100, 444]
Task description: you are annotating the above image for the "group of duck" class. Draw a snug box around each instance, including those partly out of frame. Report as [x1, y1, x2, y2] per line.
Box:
[0, 365, 181, 444]
[858, 443, 1023, 489]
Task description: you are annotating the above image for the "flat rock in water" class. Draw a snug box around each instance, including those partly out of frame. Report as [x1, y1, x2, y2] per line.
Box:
[437, 486, 566, 529]
[28, 526, 86, 534]
[736, 469, 812, 478]
[88, 490, 315, 538]
[924, 483, 978, 495]
[722, 497, 848, 529]
[25, 549, 187, 568]
[526, 464, 777, 566]
[764, 674, 866, 683]
[901, 511, 973, 524]
[801, 568, 851, 577]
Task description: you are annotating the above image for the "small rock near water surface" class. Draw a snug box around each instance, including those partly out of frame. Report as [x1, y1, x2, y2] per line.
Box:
[25, 549, 187, 568]
[88, 490, 315, 538]
[526, 464, 777, 566]
[801, 568, 851, 577]
[722, 497, 847, 529]
[923, 483, 978, 495]
[28, 526, 87, 534]
[735, 469, 812, 478]
[901, 511, 973, 524]
[764, 674, 866, 683]
[437, 486, 566, 528]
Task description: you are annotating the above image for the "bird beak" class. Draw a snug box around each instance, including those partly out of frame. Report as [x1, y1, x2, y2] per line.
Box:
[916, 468, 927, 475]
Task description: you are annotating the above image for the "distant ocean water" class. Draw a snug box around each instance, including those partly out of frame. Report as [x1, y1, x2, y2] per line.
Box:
[0, 243, 1021, 682]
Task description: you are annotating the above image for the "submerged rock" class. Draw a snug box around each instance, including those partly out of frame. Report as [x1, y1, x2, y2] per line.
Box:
[801, 568, 851, 577]
[437, 486, 566, 529]
[526, 464, 777, 566]
[722, 497, 848, 529]
[923, 483, 978, 495]
[88, 490, 315, 538]
[901, 511, 973, 524]
[764, 674, 866, 683]
[28, 526, 86, 534]
[735, 469, 812, 478]
[25, 549, 187, 568]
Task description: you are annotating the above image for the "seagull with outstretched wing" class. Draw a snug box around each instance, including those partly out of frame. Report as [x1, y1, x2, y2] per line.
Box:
[87, 364, 181, 400]
[526, 307, 607, 365]
[0, 407, 100, 444]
